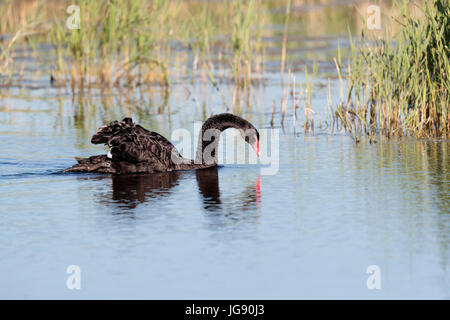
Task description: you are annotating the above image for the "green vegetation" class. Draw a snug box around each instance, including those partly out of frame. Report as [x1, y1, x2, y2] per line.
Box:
[337, 0, 449, 139]
[50, 0, 175, 89]
[0, 1, 42, 79]
[0, 0, 448, 138]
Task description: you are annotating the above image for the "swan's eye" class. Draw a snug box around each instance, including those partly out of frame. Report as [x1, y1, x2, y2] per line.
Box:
[244, 134, 257, 145]
[241, 128, 258, 144]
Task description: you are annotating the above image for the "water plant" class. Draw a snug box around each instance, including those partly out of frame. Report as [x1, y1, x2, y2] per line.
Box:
[50, 0, 175, 90]
[0, 0, 43, 82]
[338, 0, 449, 139]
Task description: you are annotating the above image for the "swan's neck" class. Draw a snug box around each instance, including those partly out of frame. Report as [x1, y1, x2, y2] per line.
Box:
[194, 114, 248, 165]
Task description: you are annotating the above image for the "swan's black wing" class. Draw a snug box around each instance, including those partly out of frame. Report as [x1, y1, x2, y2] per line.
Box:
[91, 119, 182, 171]
[110, 126, 179, 165]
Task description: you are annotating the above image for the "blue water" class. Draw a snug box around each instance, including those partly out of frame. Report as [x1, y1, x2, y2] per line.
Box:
[1, 85, 448, 298]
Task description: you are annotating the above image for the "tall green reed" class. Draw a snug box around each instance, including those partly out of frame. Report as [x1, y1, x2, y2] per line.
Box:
[339, 0, 449, 139]
[50, 0, 174, 90]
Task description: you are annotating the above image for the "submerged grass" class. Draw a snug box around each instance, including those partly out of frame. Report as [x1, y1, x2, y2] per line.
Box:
[337, 0, 449, 139]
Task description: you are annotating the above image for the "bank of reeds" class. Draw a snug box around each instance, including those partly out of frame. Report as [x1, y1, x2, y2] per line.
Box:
[0, 0, 43, 81]
[336, 0, 449, 139]
[50, 0, 177, 90]
[187, 0, 267, 111]
[46, 0, 269, 108]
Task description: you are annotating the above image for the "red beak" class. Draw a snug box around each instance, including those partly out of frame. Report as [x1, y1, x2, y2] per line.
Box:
[251, 139, 260, 157]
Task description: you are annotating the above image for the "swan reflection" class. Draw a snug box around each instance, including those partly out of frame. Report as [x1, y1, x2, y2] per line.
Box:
[196, 167, 222, 211]
[110, 172, 180, 209]
[95, 168, 261, 212]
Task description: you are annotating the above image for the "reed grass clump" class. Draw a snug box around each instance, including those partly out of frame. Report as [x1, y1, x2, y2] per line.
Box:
[46, 0, 269, 106]
[0, 0, 43, 81]
[338, 0, 449, 139]
[50, 0, 175, 90]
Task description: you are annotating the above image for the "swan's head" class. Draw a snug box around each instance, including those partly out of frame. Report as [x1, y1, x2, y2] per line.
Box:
[240, 124, 260, 157]
[202, 113, 261, 158]
[91, 118, 134, 145]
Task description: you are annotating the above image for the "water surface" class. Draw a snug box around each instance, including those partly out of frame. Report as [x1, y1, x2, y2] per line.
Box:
[0, 0, 449, 299]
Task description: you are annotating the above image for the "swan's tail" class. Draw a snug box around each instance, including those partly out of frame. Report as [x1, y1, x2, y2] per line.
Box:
[63, 155, 116, 173]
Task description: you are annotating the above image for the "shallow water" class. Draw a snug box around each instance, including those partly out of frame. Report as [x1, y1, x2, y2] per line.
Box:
[1, 0, 449, 299]
[1, 96, 449, 298]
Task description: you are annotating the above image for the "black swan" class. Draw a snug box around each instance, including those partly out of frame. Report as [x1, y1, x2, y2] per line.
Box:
[64, 113, 260, 174]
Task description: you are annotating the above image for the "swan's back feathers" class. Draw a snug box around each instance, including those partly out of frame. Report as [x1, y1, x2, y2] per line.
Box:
[90, 118, 182, 172]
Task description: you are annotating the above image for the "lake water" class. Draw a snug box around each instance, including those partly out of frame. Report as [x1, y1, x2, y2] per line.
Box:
[0, 0, 449, 299]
